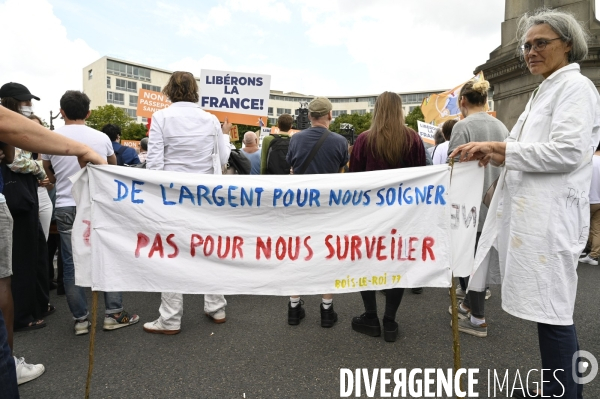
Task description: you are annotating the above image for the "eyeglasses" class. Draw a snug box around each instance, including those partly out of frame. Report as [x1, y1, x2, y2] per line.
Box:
[520, 38, 562, 54]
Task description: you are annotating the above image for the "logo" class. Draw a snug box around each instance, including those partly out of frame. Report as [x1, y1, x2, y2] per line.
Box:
[572, 350, 598, 384]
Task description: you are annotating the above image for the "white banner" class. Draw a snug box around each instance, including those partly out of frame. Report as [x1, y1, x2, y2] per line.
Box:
[70, 163, 483, 294]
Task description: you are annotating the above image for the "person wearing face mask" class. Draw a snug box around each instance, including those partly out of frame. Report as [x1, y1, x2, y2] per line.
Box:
[0, 83, 52, 335]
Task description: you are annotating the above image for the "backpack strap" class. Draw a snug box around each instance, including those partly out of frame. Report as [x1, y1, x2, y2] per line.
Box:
[297, 130, 331, 175]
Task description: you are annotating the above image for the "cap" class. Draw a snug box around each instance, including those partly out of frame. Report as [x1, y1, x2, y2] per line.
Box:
[0, 82, 40, 101]
[308, 97, 332, 117]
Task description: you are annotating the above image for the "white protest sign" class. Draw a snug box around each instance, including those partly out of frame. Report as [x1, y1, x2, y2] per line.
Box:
[70, 163, 483, 294]
[417, 120, 437, 145]
[200, 69, 271, 126]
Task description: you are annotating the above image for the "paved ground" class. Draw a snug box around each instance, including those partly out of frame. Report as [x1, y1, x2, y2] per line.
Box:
[14, 262, 600, 399]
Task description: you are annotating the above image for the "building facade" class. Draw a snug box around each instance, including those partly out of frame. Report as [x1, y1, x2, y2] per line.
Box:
[476, 0, 600, 130]
[83, 56, 493, 126]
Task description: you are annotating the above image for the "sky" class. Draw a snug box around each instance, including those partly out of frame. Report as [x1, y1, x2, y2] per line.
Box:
[1, 0, 599, 126]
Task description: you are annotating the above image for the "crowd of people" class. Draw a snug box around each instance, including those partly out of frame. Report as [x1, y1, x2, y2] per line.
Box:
[1, 7, 599, 399]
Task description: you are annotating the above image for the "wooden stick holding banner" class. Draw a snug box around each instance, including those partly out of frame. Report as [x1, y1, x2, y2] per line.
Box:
[448, 157, 464, 399]
[85, 291, 98, 399]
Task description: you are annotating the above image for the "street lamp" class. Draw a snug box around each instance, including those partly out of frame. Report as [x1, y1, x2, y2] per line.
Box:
[49, 110, 61, 131]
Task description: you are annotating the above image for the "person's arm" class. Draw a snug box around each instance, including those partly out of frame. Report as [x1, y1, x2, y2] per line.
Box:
[107, 154, 117, 165]
[8, 148, 46, 179]
[218, 119, 232, 167]
[43, 160, 56, 184]
[447, 122, 469, 158]
[0, 107, 107, 166]
[260, 135, 273, 174]
[503, 81, 594, 173]
[146, 115, 165, 170]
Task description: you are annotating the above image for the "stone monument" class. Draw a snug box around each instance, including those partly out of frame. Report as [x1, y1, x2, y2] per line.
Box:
[476, 0, 600, 129]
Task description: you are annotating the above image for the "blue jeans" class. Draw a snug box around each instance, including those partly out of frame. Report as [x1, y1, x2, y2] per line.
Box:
[54, 207, 123, 321]
[0, 308, 18, 399]
[538, 323, 583, 399]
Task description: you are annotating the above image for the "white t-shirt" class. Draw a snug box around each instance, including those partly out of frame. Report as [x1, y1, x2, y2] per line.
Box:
[42, 125, 114, 208]
[432, 141, 449, 165]
[590, 155, 600, 204]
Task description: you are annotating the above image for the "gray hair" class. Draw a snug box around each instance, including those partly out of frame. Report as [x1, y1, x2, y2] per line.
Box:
[517, 8, 589, 63]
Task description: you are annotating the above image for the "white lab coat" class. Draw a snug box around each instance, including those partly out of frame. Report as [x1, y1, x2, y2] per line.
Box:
[470, 63, 600, 325]
[147, 102, 231, 173]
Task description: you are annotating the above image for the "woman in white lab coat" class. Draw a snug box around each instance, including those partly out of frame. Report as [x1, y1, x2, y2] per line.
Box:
[143, 71, 232, 335]
[451, 9, 600, 399]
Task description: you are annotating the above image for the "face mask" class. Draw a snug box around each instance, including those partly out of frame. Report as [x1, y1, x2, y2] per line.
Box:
[19, 106, 33, 117]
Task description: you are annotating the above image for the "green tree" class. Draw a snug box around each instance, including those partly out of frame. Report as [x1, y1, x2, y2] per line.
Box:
[405, 106, 424, 131]
[86, 104, 147, 141]
[86, 105, 132, 131]
[122, 123, 148, 140]
[329, 113, 372, 136]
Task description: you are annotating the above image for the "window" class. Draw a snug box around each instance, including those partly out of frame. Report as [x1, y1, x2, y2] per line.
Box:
[351, 109, 366, 115]
[129, 95, 138, 107]
[106, 60, 151, 81]
[107, 91, 124, 105]
[142, 117, 148, 123]
[106, 77, 110, 88]
[268, 107, 273, 116]
[123, 108, 136, 118]
[88, 69, 93, 80]
[409, 106, 417, 113]
[142, 83, 161, 92]
[276, 108, 291, 115]
[332, 110, 347, 117]
[268, 118, 278, 126]
[116, 79, 137, 93]
[488, 101, 493, 110]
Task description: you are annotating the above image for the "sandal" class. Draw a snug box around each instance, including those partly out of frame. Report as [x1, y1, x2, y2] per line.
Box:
[42, 304, 56, 317]
[14, 319, 46, 332]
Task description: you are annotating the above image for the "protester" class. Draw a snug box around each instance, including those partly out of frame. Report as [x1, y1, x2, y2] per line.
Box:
[427, 128, 444, 157]
[0, 105, 107, 393]
[447, 78, 508, 338]
[241, 132, 261, 175]
[143, 71, 232, 335]
[432, 119, 457, 165]
[261, 114, 293, 175]
[451, 8, 600, 398]
[0, 83, 50, 333]
[101, 124, 140, 166]
[43, 91, 139, 336]
[138, 137, 149, 163]
[285, 97, 348, 328]
[348, 92, 426, 342]
[580, 141, 600, 265]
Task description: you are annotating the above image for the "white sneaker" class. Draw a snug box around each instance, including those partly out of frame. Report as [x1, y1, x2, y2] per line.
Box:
[205, 309, 226, 324]
[74, 319, 91, 336]
[14, 357, 45, 385]
[580, 255, 598, 266]
[485, 289, 492, 300]
[143, 318, 180, 335]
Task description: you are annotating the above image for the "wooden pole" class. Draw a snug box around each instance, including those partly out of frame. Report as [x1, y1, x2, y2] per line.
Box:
[450, 276, 464, 399]
[85, 291, 98, 399]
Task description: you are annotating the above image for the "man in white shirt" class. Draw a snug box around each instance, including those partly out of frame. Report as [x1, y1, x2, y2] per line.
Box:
[580, 142, 600, 265]
[43, 91, 139, 336]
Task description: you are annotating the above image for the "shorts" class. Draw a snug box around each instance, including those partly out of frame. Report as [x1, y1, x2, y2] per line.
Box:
[0, 202, 13, 279]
